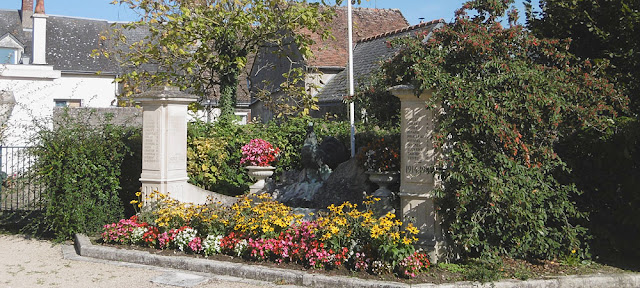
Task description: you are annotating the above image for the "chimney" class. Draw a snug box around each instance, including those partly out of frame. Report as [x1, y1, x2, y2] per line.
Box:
[32, 0, 48, 64]
[21, 0, 33, 29]
[34, 0, 45, 14]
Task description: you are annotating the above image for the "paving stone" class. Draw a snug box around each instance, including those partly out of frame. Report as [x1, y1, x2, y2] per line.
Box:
[151, 272, 209, 287]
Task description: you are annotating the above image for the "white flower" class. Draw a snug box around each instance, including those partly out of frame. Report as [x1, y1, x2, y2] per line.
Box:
[131, 227, 147, 244]
[234, 239, 247, 256]
[202, 235, 223, 256]
[175, 228, 198, 251]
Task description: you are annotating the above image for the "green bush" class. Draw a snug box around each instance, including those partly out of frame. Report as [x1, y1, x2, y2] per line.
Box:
[27, 110, 140, 241]
[187, 116, 399, 196]
[558, 117, 640, 263]
[382, 1, 626, 260]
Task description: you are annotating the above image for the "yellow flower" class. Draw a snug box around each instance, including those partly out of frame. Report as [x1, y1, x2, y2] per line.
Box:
[406, 223, 420, 235]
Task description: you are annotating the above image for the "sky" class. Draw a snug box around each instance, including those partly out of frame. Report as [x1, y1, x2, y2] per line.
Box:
[1, 0, 540, 26]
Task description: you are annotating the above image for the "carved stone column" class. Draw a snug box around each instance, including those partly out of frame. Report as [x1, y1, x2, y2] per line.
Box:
[390, 85, 445, 263]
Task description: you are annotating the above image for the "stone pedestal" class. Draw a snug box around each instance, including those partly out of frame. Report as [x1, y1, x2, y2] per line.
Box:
[246, 166, 275, 194]
[135, 86, 199, 203]
[390, 85, 445, 263]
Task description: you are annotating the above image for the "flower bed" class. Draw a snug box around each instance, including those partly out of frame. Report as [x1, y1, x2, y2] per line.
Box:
[106, 192, 430, 278]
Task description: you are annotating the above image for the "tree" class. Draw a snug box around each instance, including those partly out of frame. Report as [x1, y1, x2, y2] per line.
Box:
[383, 0, 627, 260]
[527, 0, 640, 112]
[527, 0, 640, 262]
[106, 0, 342, 122]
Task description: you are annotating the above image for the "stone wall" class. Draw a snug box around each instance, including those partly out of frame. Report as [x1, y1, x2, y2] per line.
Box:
[52, 107, 142, 128]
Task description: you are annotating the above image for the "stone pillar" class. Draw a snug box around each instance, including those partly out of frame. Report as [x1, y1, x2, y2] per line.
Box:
[135, 86, 197, 203]
[389, 85, 445, 263]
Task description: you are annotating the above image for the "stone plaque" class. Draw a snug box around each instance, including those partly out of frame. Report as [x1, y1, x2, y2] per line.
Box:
[167, 111, 187, 170]
[142, 110, 160, 170]
[402, 101, 435, 184]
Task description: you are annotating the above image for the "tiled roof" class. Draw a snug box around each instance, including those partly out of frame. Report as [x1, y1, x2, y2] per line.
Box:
[306, 7, 409, 68]
[46, 15, 119, 73]
[0, 9, 33, 58]
[0, 9, 149, 74]
[316, 19, 445, 102]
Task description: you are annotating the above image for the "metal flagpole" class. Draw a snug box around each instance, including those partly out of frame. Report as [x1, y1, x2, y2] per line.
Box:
[348, 0, 355, 158]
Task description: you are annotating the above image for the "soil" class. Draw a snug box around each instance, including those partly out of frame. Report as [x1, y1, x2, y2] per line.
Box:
[97, 240, 629, 285]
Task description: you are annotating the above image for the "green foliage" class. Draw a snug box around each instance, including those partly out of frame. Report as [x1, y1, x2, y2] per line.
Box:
[557, 117, 640, 262]
[461, 258, 503, 283]
[187, 137, 228, 190]
[382, 0, 627, 260]
[186, 117, 399, 196]
[27, 110, 140, 241]
[527, 0, 640, 265]
[354, 71, 401, 128]
[527, 0, 640, 112]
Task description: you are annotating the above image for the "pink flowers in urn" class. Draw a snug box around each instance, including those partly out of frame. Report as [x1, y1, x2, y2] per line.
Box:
[240, 139, 280, 167]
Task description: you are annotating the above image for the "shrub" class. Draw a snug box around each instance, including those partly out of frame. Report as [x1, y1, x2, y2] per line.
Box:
[558, 117, 640, 262]
[383, 1, 627, 260]
[28, 109, 140, 241]
[186, 116, 400, 196]
[187, 137, 227, 191]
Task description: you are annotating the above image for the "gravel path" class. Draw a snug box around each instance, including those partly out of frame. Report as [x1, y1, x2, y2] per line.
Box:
[0, 234, 298, 288]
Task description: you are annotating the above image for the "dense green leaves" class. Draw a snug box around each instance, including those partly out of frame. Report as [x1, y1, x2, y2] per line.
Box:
[383, 0, 626, 260]
[187, 116, 398, 196]
[28, 110, 141, 241]
[527, 0, 640, 112]
[527, 0, 640, 263]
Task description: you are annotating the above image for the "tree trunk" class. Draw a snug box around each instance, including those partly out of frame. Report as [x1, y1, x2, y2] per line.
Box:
[218, 71, 239, 123]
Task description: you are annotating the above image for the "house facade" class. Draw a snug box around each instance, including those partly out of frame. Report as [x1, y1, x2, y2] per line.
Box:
[249, 7, 410, 123]
[0, 0, 120, 146]
[313, 20, 445, 119]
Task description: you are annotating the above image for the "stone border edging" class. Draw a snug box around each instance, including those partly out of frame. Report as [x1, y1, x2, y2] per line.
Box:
[74, 234, 640, 288]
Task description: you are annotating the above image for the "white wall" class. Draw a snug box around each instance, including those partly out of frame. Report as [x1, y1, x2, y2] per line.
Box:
[0, 65, 117, 146]
[306, 69, 339, 96]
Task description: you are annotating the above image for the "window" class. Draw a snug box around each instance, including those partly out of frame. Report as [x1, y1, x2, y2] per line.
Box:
[0, 48, 19, 64]
[234, 111, 249, 125]
[0, 33, 25, 65]
[54, 99, 82, 108]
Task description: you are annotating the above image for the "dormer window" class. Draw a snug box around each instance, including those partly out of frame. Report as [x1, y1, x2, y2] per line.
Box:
[0, 33, 25, 65]
[0, 48, 20, 64]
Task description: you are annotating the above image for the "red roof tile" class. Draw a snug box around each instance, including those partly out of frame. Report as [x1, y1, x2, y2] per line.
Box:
[306, 7, 409, 68]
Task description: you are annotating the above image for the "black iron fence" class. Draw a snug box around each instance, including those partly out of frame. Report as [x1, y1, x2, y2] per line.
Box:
[0, 146, 43, 212]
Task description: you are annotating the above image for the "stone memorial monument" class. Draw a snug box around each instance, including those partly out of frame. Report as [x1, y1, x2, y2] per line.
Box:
[390, 85, 445, 263]
[135, 86, 231, 204]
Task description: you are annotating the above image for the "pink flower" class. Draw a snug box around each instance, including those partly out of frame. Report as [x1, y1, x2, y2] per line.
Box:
[188, 237, 203, 252]
[240, 139, 280, 167]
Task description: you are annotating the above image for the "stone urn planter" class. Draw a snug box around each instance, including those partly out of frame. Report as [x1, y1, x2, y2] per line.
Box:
[246, 166, 276, 194]
[366, 171, 400, 217]
[367, 171, 400, 197]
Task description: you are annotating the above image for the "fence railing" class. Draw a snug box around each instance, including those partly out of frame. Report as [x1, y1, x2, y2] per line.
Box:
[0, 146, 43, 211]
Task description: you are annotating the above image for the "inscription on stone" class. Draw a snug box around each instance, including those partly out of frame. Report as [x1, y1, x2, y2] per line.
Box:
[403, 103, 434, 184]
[142, 113, 160, 170]
[167, 115, 186, 169]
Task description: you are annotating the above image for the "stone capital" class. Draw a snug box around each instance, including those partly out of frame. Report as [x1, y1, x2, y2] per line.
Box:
[388, 85, 432, 102]
[134, 86, 198, 105]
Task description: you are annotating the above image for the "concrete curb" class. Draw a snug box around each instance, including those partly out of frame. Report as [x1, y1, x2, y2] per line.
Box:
[74, 234, 640, 288]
